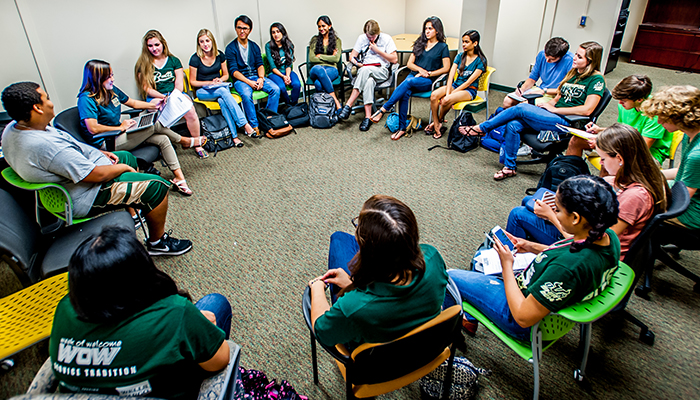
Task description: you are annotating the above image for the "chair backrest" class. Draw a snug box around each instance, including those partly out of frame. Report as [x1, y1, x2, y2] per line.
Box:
[2, 167, 75, 225]
[183, 68, 195, 97]
[0, 187, 43, 285]
[589, 88, 613, 123]
[347, 305, 461, 386]
[452, 66, 495, 93]
[53, 107, 92, 144]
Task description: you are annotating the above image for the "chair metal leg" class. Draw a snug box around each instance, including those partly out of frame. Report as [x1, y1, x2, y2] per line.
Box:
[622, 310, 655, 345]
[658, 248, 700, 286]
[310, 331, 319, 385]
[531, 326, 542, 400]
[440, 345, 457, 400]
[575, 323, 591, 382]
[346, 367, 355, 400]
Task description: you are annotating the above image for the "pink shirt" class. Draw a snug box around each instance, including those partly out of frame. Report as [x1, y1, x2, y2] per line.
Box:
[605, 177, 654, 257]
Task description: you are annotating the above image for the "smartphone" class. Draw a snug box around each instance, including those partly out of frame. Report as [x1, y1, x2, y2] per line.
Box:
[541, 191, 556, 209]
[490, 226, 515, 252]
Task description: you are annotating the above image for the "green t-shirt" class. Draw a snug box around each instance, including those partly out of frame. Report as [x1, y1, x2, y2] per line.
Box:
[515, 229, 621, 312]
[555, 73, 605, 108]
[618, 104, 672, 163]
[153, 56, 183, 94]
[676, 133, 700, 229]
[49, 295, 225, 400]
[314, 244, 449, 347]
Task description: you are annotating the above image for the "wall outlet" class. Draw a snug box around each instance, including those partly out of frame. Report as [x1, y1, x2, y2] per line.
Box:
[580, 16, 587, 27]
[529, 63, 534, 73]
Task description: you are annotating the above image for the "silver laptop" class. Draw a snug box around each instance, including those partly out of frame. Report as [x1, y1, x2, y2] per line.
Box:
[125, 111, 158, 133]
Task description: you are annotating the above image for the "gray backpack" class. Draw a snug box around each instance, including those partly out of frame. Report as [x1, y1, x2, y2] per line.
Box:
[309, 93, 338, 129]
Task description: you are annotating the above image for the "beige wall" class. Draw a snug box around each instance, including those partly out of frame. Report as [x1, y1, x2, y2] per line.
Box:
[621, 0, 648, 53]
[404, 0, 463, 38]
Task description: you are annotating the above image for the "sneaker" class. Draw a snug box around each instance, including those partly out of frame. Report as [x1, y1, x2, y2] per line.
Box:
[146, 230, 193, 256]
[338, 105, 351, 120]
[517, 144, 532, 157]
[132, 213, 142, 230]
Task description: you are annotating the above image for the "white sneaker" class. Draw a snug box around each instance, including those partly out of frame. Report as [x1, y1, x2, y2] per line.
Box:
[517, 144, 532, 157]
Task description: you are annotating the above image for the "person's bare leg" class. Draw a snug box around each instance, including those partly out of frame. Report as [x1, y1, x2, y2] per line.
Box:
[565, 136, 590, 157]
[363, 104, 373, 119]
[144, 193, 168, 241]
[184, 106, 203, 152]
[329, 92, 342, 110]
[429, 87, 447, 132]
[502, 94, 518, 109]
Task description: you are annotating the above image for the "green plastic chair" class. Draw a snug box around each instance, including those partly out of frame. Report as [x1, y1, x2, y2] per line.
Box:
[1, 167, 146, 236]
[462, 261, 635, 400]
[227, 59, 269, 105]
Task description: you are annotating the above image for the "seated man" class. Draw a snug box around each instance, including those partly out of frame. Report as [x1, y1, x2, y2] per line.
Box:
[502, 37, 573, 109]
[567, 75, 673, 165]
[225, 15, 280, 137]
[642, 85, 700, 229]
[338, 19, 398, 131]
[1, 82, 192, 256]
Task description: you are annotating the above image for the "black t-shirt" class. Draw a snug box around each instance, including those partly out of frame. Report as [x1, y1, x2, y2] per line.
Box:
[413, 42, 449, 79]
[189, 51, 225, 82]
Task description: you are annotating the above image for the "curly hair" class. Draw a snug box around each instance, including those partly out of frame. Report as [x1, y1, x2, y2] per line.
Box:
[413, 16, 446, 58]
[1, 81, 42, 122]
[641, 85, 700, 132]
[314, 16, 337, 56]
[346, 195, 425, 291]
[556, 176, 619, 252]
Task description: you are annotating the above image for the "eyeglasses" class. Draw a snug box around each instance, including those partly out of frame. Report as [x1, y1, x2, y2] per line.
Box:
[236, 26, 250, 31]
[351, 217, 359, 228]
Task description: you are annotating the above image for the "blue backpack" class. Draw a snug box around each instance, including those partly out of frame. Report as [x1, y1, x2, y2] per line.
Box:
[480, 107, 505, 153]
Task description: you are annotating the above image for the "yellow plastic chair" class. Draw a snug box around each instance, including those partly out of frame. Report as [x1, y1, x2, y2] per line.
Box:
[668, 130, 684, 168]
[0, 272, 69, 362]
[453, 66, 496, 118]
[183, 68, 242, 114]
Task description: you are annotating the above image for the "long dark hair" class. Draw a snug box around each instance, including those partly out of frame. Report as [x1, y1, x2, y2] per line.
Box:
[68, 226, 190, 322]
[269, 22, 295, 68]
[459, 30, 488, 71]
[557, 176, 619, 252]
[413, 16, 445, 58]
[79, 59, 112, 107]
[347, 195, 425, 291]
[314, 15, 337, 55]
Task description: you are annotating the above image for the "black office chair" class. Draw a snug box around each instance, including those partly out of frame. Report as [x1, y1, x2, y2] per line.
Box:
[0, 187, 134, 287]
[343, 63, 400, 115]
[611, 181, 691, 345]
[53, 107, 161, 173]
[518, 88, 613, 166]
[634, 181, 697, 296]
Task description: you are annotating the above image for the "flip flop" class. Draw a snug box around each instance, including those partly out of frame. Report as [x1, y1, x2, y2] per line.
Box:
[370, 109, 385, 123]
[391, 130, 406, 141]
[460, 125, 485, 137]
[433, 126, 447, 139]
[170, 179, 193, 196]
[195, 148, 209, 159]
[493, 167, 517, 181]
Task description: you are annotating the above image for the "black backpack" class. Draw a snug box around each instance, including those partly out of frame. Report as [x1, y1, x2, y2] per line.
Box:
[428, 112, 479, 153]
[201, 114, 234, 156]
[527, 155, 590, 194]
[284, 103, 310, 128]
[256, 109, 295, 139]
[309, 93, 338, 129]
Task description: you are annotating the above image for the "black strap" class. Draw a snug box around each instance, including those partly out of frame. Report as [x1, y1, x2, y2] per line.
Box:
[428, 145, 450, 151]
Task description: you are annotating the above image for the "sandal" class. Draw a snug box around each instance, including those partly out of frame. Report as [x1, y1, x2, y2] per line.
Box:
[424, 123, 435, 135]
[493, 167, 517, 181]
[391, 130, 406, 141]
[170, 179, 193, 196]
[459, 125, 485, 137]
[184, 136, 207, 148]
[233, 138, 244, 148]
[195, 147, 209, 159]
[370, 109, 385, 123]
[433, 126, 447, 139]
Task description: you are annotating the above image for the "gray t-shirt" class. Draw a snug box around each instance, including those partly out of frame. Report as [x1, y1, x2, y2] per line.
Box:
[238, 41, 249, 67]
[1, 122, 110, 217]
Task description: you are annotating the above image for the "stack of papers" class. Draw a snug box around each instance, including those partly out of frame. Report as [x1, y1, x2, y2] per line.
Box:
[158, 89, 193, 128]
[473, 249, 536, 275]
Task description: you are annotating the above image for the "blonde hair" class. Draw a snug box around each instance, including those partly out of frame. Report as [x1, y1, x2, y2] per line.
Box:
[557, 41, 603, 93]
[134, 30, 173, 98]
[641, 85, 700, 132]
[363, 20, 380, 36]
[196, 29, 218, 59]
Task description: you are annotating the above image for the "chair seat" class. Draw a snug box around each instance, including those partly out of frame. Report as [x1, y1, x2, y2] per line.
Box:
[0, 273, 68, 360]
[412, 91, 431, 99]
[453, 95, 485, 110]
[232, 89, 269, 101]
[521, 132, 570, 153]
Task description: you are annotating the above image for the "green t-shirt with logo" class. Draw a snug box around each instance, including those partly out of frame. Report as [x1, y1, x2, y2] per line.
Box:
[153, 56, 183, 94]
[555, 73, 606, 109]
[618, 104, 673, 163]
[515, 229, 621, 312]
[677, 133, 700, 229]
[49, 294, 225, 400]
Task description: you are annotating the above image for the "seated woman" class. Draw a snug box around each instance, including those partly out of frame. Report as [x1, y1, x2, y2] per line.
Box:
[135, 30, 208, 158]
[507, 123, 670, 258]
[371, 17, 450, 140]
[49, 226, 231, 399]
[308, 16, 343, 111]
[308, 194, 448, 347]
[461, 41, 605, 180]
[426, 30, 486, 139]
[450, 176, 621, 340]
[265, 23, 302, 106]
[78, 59, 197, 195]
[189, 28, 254, 146]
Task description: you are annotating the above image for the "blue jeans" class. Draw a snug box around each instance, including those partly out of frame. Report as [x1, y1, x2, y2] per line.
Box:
[506, 196, 562, 245]
[479, 103, 569, 169]
[382, 74, 433, 130]
[328, 231, 359, 304]
[267, 71, 301, 105]
[233, 77, 281, 128]
[194, 293, 232, 339]
[196, 86, 247, 138]
[309, 65, 338, 94]
[448, 270, 531, 341]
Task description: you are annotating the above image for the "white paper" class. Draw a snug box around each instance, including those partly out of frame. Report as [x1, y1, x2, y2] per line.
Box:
[556, 123, 596, 140]
[477, 249, 536, 275]
[157, 89, 192, 128]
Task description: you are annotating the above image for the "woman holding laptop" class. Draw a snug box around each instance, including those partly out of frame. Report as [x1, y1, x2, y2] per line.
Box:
[78, 59, 197, 196]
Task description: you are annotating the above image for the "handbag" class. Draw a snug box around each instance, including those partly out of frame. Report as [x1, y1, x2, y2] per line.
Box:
[419, 357, 491, 400]
[201, 114, 234, 156]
